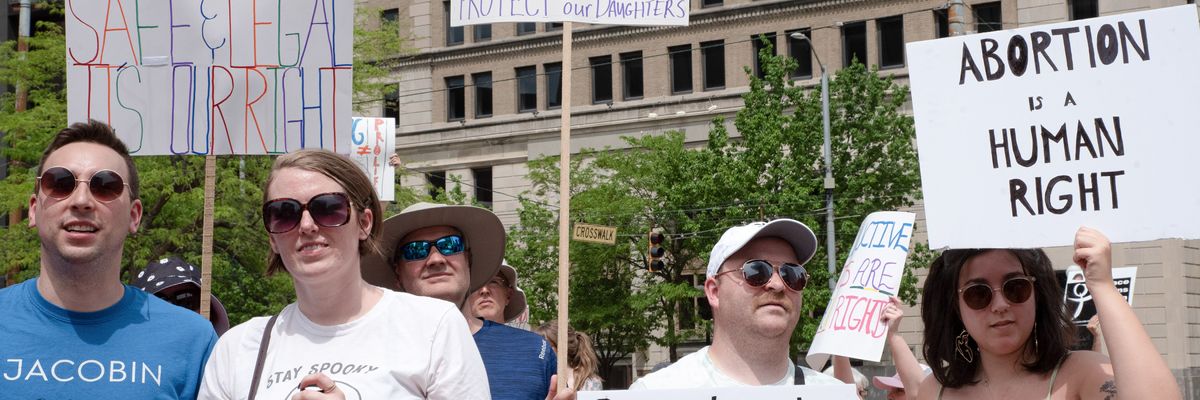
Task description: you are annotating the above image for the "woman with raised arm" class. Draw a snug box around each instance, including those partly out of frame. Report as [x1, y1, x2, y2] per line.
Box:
[917, 227, 1179, 400]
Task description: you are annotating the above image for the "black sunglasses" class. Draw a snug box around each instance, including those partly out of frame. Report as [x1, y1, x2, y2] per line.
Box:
[400, 235, 467, 262]
[262, 192, 352, 234]
[37, 167, 129, 203]
[714, 259, 809, 292]
[958, 276, 1036, 310]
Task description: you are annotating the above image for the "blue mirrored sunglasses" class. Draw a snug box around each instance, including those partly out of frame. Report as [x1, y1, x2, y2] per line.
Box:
[400, 235, 467, 261]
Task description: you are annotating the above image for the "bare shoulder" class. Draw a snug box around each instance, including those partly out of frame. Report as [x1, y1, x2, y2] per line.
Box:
[1059, 351, 1116, 400]
[916, 374, 941, 400]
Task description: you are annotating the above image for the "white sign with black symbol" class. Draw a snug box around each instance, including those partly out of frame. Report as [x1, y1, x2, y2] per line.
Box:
[1062, 265, 1137, 325]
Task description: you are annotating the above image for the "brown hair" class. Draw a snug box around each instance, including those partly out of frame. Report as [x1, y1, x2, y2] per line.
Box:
[535, 320, 602, 390]
[921, 248, 1075, 388]
[263, 149, 383, 275]
[37, 120, 140, 201]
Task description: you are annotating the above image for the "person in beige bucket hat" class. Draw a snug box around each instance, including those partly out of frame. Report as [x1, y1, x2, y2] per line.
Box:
[362, 202, 505, 305]
[467, 260, 529, 324]
[364, 202, 574, 400]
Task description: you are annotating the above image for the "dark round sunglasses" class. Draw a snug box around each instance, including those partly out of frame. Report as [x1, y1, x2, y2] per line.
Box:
[37, 167, 129, 203]
[714, 259, 809, 292]
[957, 276, 1036, 310]
[261, 192, 352, 234]
[399, 234, 467, 262]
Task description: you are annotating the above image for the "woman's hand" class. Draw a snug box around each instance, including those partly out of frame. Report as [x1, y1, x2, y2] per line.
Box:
[1073, 227, 1115, 291]
[291, 373, 345, 400]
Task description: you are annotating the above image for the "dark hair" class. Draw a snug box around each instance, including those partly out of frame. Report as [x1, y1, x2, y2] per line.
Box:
[921, 248, 1075, 388]
[37, 120, 140, 200]
[263, 149, 383, 275]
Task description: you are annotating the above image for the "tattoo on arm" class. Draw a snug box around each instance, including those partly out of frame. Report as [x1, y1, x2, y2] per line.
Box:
[1100, 380, 1117, 400]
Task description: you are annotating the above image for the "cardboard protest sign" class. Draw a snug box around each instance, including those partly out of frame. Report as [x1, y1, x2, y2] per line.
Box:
[1063, 265, 1137, 323]
[451, 0, 689, 26]
[66, 0, 353, 155]
[577, 383, 857, 400]
[807, 212, 915, 369]
[347, 118, 396, 201]
[906, 5, 1200, 249]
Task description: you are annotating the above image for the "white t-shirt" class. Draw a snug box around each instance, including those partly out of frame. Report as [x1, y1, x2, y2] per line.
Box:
[629, 346, 841, 389]
[198, 288, 489, 400]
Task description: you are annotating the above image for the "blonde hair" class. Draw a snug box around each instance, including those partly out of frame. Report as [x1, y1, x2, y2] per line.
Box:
[535, 321, 602, 390]
[263, 149, 383, 275]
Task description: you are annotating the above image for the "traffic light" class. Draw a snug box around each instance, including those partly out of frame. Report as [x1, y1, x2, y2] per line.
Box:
[647, 230, 666, 272]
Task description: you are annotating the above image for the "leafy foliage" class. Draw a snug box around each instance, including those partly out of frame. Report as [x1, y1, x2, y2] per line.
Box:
[510, 42, 929, 365]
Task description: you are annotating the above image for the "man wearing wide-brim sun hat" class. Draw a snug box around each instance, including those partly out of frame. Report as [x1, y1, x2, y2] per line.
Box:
[361, 202, 505, 303]
[362, 202, 568, 400]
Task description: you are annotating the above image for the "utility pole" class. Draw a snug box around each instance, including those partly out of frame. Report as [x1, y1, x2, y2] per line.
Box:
[9, 0, 32, 227]
[948, 0, 968, 36]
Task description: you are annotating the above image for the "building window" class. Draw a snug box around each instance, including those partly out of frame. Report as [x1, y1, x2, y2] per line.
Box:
[516, 66, 537, 112]
[1069, 0, 1098, 20]
[752, 33, 777, 79]
[545, 62, 563, 109]
[546, 22, 563, 31]
[842, 21, 867, 67]
[444, 2, 463, 46]
[474, 24, 492, 42]
[473, 167, 493, 209]
[786, 29, 813, 79]
[974, 2, 1002, 33]
[445, 75, 465, 121]
[934, 9, 949, 38]
[381, 8, 399, 24]
[516, 22, 536, 35]
[701, 40, 725, 90]
[428, 171, 446, 198]
[591, 56, 613, 104]
[878, 16, 904, 69]
[473, 72, 493, 118]
[701, 0, 722, 7]
[620, 52, 643, 100]
[669, 45, 693, 94]
[383, 84, 399, 121]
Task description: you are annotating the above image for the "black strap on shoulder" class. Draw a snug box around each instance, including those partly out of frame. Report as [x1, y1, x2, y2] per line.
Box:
[247, 314, 280, 400]
[794, 365, 805, 385]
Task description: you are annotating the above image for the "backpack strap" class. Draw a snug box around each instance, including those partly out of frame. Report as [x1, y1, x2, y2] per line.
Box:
[247, 314, 280, 400]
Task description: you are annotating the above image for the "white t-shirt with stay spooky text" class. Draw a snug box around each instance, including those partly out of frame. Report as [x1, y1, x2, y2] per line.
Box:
[198, 288, 489, 400]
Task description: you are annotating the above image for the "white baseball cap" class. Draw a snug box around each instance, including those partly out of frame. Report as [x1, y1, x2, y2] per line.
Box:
[706, 219, 818, 277]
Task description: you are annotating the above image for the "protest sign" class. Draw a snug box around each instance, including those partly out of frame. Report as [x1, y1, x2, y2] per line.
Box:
[1063, 265, 1137, 324]
[451, 0, 689, 26]
[66, 0, 353, 155]
[906, 5, 1200, 249]
[577, 383, 857, 400]
[807, 212, 915, 369]
[347, 118, 396, 201]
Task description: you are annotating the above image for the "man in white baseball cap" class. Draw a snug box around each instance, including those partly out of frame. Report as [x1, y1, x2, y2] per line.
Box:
[631, 219, 842, 389]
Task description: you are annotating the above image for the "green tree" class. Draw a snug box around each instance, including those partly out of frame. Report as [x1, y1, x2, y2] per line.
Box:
[510, 42, 927, 364]
[507, 151, 658, 382]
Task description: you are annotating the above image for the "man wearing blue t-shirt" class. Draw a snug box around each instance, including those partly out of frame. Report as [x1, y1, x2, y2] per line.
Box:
[0, 121, 216, 399]
[365, 202, 573, 400]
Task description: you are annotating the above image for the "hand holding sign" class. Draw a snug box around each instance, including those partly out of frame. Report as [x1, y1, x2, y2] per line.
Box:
[1073, 227, 1115, 290]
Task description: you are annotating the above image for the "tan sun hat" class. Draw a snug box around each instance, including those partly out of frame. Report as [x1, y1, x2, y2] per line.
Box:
[361, 202, 505, 294]
[496, 260, 529, 323]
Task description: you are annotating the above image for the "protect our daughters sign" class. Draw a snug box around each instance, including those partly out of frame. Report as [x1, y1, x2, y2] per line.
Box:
[451, 0, 689, 26]
[906, 5, 1200, 249]
[66, 0, 353, 155]
[807, 212, 915, 369]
